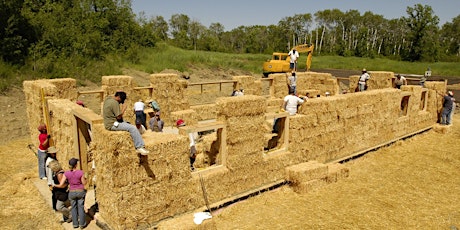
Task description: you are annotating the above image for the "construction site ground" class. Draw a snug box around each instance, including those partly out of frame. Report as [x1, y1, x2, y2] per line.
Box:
[1, 68, 459, 229]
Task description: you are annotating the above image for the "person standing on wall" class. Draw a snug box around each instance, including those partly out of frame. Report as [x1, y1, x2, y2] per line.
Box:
[103, 91, 149, 155]
[133, 99, 147, 129]
[394, 74, 407, 89]
[54, 158, 87, 228]
[37, 124, 50, 180]
[288, 48, 299, 71]
[358, 68, 370, 92]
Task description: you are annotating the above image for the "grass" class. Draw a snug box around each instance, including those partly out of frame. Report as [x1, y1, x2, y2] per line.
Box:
[1, 43, 459, 93]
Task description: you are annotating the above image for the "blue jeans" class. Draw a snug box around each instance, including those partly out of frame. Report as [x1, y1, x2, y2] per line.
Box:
[37, 150, 47, 179]
[69, 190, 86, 228]
[441, 107, 453, 125]
[359, 84, 366, 92]
[110, 122, 145, 149]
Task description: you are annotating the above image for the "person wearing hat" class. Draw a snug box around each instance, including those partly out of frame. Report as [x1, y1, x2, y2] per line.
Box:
[45, 146, 58, 210]
[37, 124, 51, 180]
[49, 160, 72, 223]
[55, 158, 87, 228]
[102, 91, 149, 155]
[358, 68, 370, 92]
[439, 91, 455, 125]
[149, 111, 164, 132]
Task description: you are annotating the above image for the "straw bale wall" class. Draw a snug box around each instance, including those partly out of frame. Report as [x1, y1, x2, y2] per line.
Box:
[232, 76, 262, 96]
[92, 125, 204, 229]
[24, 76, 446, 229]
[150, 74, 189, 125]
[101, 76, 137, 124]
[296, 72, 340, 96]
[349, 71, 393, 92]
[190, 104, 217, 121]
[170, 109, 198, 126]
[23, 78, 77, 145]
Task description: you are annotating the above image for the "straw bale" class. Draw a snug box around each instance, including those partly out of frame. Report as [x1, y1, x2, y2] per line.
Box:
[349, 75, 360, 92]
[225, 115, 265, 144]
[190, 104, 217, 121]
[271, 73, 289, 98]
[367, 71, 393, 90]
[289, 114, 318, 129]
[216, 95, 266, 117]
[432, 123, 450, 134]
[291, 178, 328, 194]
[170, 109, 198, 126]
[285, 161, 328, 183]
[326, 163, 350, 183]
[232, 75, 260, 95]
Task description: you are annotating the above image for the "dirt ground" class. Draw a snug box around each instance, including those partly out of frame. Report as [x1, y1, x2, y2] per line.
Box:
[0, 68, 459, 229]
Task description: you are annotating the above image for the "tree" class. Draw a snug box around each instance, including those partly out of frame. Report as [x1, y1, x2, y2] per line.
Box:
[440, 15, 460, 57]
[0, 0, 37, 64]
[402, 4, 440, 61]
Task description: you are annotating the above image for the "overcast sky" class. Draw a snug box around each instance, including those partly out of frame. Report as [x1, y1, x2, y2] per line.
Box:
[131, 0, 460, 31]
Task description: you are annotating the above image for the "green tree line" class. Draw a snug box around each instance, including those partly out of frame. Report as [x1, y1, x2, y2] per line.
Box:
[1, 1, 459, 80]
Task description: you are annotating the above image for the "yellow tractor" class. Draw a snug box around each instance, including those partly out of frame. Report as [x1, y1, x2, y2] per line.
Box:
[262, 44, 314, 77]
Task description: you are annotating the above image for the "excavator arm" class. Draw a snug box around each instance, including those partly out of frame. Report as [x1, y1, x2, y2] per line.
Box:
[291, 44, 314, 71]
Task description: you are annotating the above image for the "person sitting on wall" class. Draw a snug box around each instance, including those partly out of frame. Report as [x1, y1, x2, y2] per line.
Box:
[358, 68, 370, 92]
[282, 89, 306, 116]
[102, 91, 149, 155]
[149, 111, 164, 132]
[394, 74, 407, 89]
[176, 119, 197, 171]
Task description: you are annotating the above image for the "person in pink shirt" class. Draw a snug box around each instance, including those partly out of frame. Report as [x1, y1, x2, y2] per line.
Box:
[54, 158, 87, 228]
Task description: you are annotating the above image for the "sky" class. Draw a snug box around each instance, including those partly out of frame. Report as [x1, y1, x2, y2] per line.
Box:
[131, 0, 460, 31]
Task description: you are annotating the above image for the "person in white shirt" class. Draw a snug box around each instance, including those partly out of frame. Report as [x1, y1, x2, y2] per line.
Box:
[358, 68, 370, 92]
[288, 49, 299, 71]
[133, 99, 146, 129]
[282, 89, 305, 115]
[287, 71, 297, 94]
[394, 74, 407, 89]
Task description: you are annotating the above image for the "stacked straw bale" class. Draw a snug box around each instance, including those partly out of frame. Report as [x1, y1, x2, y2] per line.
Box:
[232, 75, 262, 96]
[92, 124, 203, 228]
[101, 76, 136, 124]
[425, 81, 447, 116]
[150, 74, 189, 125]
[349, 71, 393, 92]
[285, 161, 349, 193]
[271, 73, 289, 98]
[296, 72, 340, 96]
[291, 87, 439, 163]
[23, 78, 77, 145]
[170, 109, 198, 126]
[190, 104, 217, 121]
[266, 98, 283, 112]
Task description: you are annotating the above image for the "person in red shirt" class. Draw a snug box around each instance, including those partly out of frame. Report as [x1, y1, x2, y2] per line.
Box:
[37, 124, 50, 179]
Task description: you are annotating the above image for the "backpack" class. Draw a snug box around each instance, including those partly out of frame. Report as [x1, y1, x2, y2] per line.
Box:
[149, 100, 160, 111]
